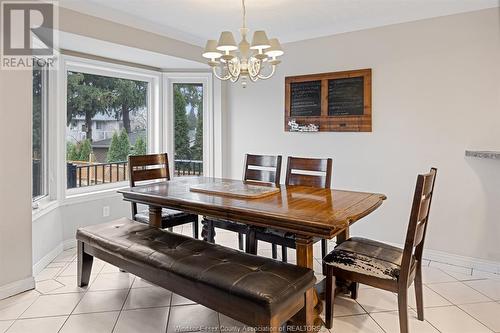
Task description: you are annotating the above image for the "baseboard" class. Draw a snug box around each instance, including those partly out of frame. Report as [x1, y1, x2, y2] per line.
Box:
[0, 276, 35, 300]
[63, 239, 76, 250]
[422, 248, 500, 274]
[387, 241, 500, 274]
[32, 243, 63, 275]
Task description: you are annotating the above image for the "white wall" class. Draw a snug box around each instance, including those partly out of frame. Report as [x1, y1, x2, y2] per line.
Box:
[0, 69, 34, 296]
[224, 8, 500, 263]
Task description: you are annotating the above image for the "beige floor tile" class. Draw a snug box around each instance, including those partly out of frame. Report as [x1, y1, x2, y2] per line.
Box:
[171, 293, 196, 306]
[167, 304, 219, 333]
[59, 311, 120, 333]
[58, 261, 104, 277]
[45, 262, 67, 268]
[73, 289, 129, 314]
[427, 282, 491, 305]
[465, 280, 500, 300]
[52, 249, 76, 263]
[5, 316, 67, 333]
[219, 313, 253, 332]
[20, 293, 83, 318]
[89, 272, 135, 291]
[424, 306, 492, 333]
[354, 288, 399, 313]
[100, 263, 124, 274]
[407, 284, 452, 309]
[35, 279, 65, 294]
[123, 286, 172, 310]
[459, 302, 500, 332]
[331, 314, 384, 333]
[114, 307, 169, 333]
[371, 310, 439, 333]
[48, 276, 90, 294]
[35, 267, 62, 282]
[472, 271, 500, 280]
[131, 277, 155, 289]
[321, 296, 366, 318]
[430, 262, 472, 276]
[0, 291, 40, 320]
[421, 266, 457, 284]
[0, 321, 13, 333]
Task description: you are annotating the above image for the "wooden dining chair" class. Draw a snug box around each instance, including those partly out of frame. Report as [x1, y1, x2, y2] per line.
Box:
[251, 156, 333, 262]
[128, 153, 199, 237]
[323, 168, 437, 333]
[204, 154, 282, 250]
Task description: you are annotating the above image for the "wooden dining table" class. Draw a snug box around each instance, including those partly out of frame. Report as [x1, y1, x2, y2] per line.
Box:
[119, 177, 386, 329]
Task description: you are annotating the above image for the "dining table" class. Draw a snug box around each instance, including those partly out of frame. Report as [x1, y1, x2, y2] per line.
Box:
[119, 176, 386, 329]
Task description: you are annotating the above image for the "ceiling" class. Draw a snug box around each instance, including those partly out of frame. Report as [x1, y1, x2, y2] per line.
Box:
[59, 0, 499, 47]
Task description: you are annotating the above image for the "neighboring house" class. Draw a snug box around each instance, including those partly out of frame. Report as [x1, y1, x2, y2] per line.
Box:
[66, 113, 122, 143]
[92, 130, 146, 162]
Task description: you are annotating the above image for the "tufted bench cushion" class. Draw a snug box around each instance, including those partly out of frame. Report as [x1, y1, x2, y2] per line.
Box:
[76, 218, 316, 327]
[323, 237, 410, 281]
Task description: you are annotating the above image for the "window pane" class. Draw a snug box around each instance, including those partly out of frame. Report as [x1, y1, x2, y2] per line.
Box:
[66, 71, 148, 189]
[173, 83, 203, 176]
[32, 67, 47, 200]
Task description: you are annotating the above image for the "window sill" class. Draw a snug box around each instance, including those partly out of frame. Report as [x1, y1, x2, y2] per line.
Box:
[32, 199, 59, 221]
[63, 184, 128, 206]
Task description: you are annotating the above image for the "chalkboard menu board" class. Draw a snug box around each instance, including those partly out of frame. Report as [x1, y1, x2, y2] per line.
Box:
[290, 80, 321, 117]
[328, 77, 364, 116]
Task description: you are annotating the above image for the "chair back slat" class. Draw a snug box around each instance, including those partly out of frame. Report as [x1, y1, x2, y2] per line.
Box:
[132, 168, 169, 182]
[285, 156, 333, 189]
[128, 153, 171, 218]
[243, 154, 282, 185]
[400, 168, 437, 284]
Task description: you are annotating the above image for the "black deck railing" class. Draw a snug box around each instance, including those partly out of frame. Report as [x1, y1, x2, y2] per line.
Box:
[67, 159, 203, 189]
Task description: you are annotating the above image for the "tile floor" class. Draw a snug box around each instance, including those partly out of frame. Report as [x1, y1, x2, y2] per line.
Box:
[1, 224, 500, 333]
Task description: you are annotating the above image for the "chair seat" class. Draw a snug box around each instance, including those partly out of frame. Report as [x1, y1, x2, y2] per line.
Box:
[134, 208, 192, 224]
[323, 237, 406, 281]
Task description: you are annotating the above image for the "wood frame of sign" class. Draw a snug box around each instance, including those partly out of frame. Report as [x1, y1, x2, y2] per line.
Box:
[284, 68, 372, 132]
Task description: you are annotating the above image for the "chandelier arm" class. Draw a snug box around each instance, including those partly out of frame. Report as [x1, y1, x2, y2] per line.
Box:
[257, 64, 276, 80]
[212, 66, 232, 81]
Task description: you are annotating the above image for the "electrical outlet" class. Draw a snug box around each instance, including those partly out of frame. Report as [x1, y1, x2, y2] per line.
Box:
[102, 206, 110, 217]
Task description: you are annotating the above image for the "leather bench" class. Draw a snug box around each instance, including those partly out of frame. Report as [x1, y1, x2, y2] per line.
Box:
[76, 218, 316, 330]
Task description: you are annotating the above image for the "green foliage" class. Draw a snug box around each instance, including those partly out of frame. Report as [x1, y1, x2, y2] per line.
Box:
[110, 79, 148, 133]
[66, 139, 92, 161]
[132, 135, 147, 156]
[107, 130, 130, 162]
[192, 102, 203, 161]
[174, 85, 191, 160]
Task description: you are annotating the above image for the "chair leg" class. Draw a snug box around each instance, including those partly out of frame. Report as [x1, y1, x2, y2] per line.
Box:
[77, 241, 93, 287]
[192, 219, 199, 239]
[397, 289, 409, 333]
[350, 282, 359, 300]
[415, 264, 424, 321]
[281, 246, 288, 262]
[271, 244, 278, 259]
[238, 233, 244, 251]
[325, 267, 335, 329]
[245, 228, 258, 255]
[321, 239, 328, 275]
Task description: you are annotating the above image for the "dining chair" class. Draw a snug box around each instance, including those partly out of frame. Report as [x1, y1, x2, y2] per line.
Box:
[204, 154, 282, 250]
[250, 156, 333, 263]
[128, 153, 199, 237]
[323, 168, 437, 333]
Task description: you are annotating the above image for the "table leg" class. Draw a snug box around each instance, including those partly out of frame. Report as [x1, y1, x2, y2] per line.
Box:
[336, 227, 349, 244]
[149, 206, 162, 228]
[201, 218, 215, 243]
[293, 236, 322, 331]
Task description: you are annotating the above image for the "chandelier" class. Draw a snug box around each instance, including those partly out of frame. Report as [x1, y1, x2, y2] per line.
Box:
[202, 0, 284, 87]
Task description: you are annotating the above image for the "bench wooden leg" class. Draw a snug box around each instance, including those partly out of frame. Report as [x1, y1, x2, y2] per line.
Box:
[271, 244, 278, 259]
[77, 240, 93, 287]
[325, 267, 335, 329]
[282, 246, 288, 262]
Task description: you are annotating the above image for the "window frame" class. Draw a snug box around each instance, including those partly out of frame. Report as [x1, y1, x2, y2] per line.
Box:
[60, 55, 161, 198]
[163, 72, 220, 178]
[32, 63, 50, 203]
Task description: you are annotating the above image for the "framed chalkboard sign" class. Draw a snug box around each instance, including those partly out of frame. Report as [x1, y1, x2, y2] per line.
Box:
[285, 68, 372, 132]
[290, 80, 322, 117]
